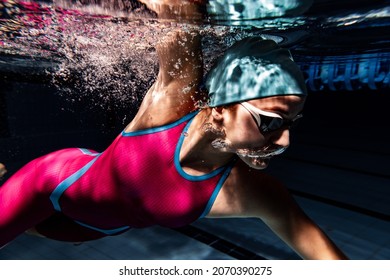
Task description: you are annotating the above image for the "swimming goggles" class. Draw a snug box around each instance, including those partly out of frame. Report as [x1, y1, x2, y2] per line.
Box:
[240, 101, 303, 134]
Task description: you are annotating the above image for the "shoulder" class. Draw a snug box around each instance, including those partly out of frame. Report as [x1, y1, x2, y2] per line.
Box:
[124, 85, 200, 132]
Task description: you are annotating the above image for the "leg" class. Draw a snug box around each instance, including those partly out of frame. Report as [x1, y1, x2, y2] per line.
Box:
[0, 148, 93, 247]
[0, 158, 56, 247]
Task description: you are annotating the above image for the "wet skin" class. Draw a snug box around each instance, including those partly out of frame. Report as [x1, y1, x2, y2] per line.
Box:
[217, 95, 306, 170]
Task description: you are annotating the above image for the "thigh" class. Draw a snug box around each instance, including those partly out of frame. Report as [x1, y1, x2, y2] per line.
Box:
[0, 158, 55, 247]
[0, 148, 95, 247]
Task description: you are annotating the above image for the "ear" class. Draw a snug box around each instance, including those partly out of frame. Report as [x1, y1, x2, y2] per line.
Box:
[211, 106, 224, 122]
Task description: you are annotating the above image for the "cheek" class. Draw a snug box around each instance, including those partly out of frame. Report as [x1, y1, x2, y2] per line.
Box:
[227, 127, 266, 149]
[224, 109, 265, 148]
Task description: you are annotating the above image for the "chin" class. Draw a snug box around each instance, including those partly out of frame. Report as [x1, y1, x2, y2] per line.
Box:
[240, 156, 271, 170]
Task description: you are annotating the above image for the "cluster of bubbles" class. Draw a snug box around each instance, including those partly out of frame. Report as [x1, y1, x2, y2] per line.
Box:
[8, 0, 387, 111]
[1, 0, 263, 112]
[51, 17, 161, 109]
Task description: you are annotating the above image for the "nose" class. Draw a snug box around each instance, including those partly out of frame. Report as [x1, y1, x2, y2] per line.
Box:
[269, 128, 290, 148]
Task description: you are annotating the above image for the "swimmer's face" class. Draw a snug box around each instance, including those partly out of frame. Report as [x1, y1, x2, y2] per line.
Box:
[212, 95, 305, 169]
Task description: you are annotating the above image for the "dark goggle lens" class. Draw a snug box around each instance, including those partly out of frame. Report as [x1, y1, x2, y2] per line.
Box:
[259, 114, 302, 133]
[259, 115, 283, 133]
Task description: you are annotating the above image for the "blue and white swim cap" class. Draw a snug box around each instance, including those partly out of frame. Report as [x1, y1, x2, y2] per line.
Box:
[206, 37, 307, 107]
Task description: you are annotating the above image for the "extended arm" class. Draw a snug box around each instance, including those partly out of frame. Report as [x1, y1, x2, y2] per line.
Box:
[139, 0, 206, 20]
[258, 182, 348, 260]
[208, 163, 348, 260]
[125, 2, 205, 131]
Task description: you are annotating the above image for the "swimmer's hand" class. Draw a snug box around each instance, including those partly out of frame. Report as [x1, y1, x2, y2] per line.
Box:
[138, 0, 206, 20]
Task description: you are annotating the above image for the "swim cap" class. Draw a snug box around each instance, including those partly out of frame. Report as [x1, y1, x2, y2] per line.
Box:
[206, 37, 307, 107]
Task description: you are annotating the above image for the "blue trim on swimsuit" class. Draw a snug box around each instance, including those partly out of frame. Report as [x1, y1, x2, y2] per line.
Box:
[50, 154, 101, 212]
[121, 111, 198, 136]
[174, 116, 227, 181]
[78, 148, 100, 156]
[49, 151, 130, 235]
[199, 158, 237, 218]
[74, 221, 130, 235]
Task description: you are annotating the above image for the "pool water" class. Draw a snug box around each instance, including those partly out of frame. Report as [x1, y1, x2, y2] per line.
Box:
[0, 0, 389, 260]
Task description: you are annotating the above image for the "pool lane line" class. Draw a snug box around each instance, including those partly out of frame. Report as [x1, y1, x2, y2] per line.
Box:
[290, 189, 390, 221]
[173, 225, 268, 260]
[283, 156, 390, 180]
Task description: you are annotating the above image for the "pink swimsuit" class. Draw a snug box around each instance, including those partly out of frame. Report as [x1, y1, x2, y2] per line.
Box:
[0, 112, 235, 246]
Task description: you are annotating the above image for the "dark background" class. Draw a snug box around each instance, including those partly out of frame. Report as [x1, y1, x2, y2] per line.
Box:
[0, 0, 389, 260]
[0, 79, 389, 260]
